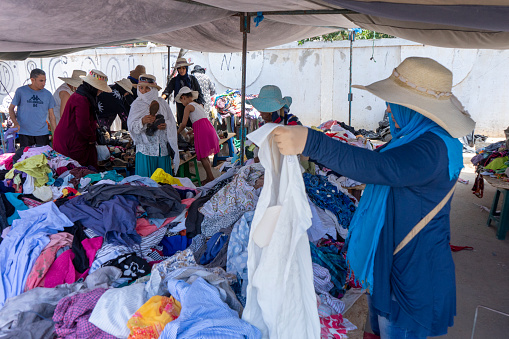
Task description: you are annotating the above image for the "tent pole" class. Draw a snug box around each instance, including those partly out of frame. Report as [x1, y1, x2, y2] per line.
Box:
[240, 13, 250, 166]
[167, 45, 171, 104]
[348, 31, 353, 126]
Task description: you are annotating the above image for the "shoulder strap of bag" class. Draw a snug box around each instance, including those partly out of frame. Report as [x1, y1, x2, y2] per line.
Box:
[393, 184, 456, 255]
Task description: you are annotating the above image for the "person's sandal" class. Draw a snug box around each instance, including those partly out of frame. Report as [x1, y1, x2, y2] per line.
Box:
[149, 100, 159, 116]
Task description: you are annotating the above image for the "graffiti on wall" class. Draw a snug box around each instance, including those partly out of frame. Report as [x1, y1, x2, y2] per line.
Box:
[0, 48, 265, 108]
[208, 51, 264, 89]
[0, 62, 15, 95]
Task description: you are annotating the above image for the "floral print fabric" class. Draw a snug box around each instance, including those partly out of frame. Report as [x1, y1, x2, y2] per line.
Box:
[200, 163, 264, 219]
[303, 173, 356, 229]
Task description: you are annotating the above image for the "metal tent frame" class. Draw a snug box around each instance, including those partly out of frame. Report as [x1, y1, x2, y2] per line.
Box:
[165, 8, 358, 165]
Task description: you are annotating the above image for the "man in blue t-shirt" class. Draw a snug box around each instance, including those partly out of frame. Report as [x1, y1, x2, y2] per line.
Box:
[8, 68, 57, 154]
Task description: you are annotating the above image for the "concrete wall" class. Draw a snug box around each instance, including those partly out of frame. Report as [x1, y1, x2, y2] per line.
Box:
[1, 39, 508, 136]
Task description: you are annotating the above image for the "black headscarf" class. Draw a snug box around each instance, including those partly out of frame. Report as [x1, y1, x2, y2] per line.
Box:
[173, 66, 192, 97]
[76, 82, 99, 115]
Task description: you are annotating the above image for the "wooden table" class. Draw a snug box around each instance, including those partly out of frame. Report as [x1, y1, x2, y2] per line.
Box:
[484, 175, 509, 239]
[177, 152, 201, 187]
[213, 132, 236, 166]
[177, 133, 237, 186]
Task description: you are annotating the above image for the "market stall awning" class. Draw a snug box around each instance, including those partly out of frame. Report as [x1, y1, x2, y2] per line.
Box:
[2, 1, 509, 60]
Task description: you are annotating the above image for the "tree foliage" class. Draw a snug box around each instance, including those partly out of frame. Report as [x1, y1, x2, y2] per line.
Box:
[298, 30, 394, 45]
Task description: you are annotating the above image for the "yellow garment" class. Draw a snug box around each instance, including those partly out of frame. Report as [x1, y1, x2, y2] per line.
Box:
[484, 156, 508, 171]
[6, 154, 51, 187]
[62, 188, 81, 198]
[211, 106, 218, 119]
[151, 168, 182, 186]
[127, 295, 181, 338]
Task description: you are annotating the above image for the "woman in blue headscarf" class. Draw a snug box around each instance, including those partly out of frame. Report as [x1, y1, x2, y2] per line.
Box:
[162, 58, 204, 128]
[271, 57, 475, 339]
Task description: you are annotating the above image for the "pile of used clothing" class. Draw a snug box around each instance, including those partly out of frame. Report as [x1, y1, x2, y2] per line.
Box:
[304, 121, 374, 190]
[471, 140, 508, 178]
[0, 140, 361, 338]
[320, 120, 379, 140]
[97, 131, 136, 171]
[211, 89, 260, 121]
[471, 140, 508, 198]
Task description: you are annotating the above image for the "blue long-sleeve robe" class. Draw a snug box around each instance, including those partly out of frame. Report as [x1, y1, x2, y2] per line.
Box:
[303, 129, 456, 337]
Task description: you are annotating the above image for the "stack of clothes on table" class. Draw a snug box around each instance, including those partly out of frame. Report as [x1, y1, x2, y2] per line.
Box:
[471, 140, 509, 179]
[0, 143, 361, 339]
[96, 131, 136, 171]
[471, 140, 508, 199]
[211, 90, 260, 134]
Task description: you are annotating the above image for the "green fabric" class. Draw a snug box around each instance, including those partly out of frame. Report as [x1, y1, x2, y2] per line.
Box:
[84, 170, 124, 183]
[485, 156, 509, 171]
[135, 152, 172, 178]
[6, 154, 51, 186]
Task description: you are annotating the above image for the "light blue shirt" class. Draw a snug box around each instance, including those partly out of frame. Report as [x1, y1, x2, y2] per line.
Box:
[0, 202, 73, 308]
[12, 85, 55, 136]
[160, 278, 261, 339]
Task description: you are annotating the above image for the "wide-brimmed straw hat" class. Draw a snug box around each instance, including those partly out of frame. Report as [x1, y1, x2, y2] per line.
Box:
[80, 70, 112, 93]
[133, 74, 162, 91]
[115, 78, 133, 95]
[174, 58, 193, 69]
[247, 85, 292, 113]
[58, 70, 86, 88]
[353, 57, 475, 138]
[129, 65, 146, 80]
[175, 86, 198, 103]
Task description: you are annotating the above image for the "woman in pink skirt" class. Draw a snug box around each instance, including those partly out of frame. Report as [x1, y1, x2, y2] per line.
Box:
[176, 86, 219, 184]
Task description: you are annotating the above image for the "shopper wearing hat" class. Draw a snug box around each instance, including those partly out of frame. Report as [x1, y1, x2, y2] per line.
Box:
[191, 65, 216, 120]
[128, 74, 179, 178]
[53, 70, 86, 124]
[248, 85, 301, 126]
[176, 86, 219, 184]
[97, 78, 134, 132]
[54, 69, 112, 168]
[162, 58, 204, 128]
[272, 57, 475, 338]
[128, 65, 146, 99]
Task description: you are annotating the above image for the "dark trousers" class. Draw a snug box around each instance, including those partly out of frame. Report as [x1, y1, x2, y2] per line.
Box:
[19, 134, 50, 148]
[13, 134, 50, 163]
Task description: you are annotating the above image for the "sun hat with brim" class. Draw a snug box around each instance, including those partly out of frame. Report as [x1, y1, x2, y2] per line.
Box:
[353, 57, 475, 138]
[80, 70, 112, 93]
[191, 65, 206, 74]
[130, 65, 146, 80]
[174, 57, 193, 69]
[247, 85, 292, 113]
[133, 74, 162, 91]
[175, 86, 199, 103]
[115, 78, 133, 95]
[58, 70, 86, 88]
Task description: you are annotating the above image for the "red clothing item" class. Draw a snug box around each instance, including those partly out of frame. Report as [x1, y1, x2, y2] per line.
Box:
[53, 93, 98, 168]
